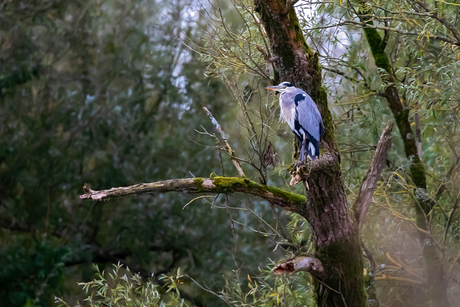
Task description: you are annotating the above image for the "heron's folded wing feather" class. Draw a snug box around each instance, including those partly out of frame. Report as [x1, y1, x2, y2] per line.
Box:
[294, 90, 323, 141]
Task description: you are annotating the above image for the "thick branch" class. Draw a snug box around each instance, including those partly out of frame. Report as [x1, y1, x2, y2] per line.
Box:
[80, 176, 306, 214]
[353, 121, 394, 231]
[357, 7, 428, 200]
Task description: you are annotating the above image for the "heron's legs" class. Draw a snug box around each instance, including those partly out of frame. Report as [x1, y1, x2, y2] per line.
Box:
[300, 138, 307, 164]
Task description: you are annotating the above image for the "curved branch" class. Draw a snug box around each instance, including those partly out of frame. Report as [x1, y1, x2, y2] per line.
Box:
[80, 176, 306, 214]
[353, 121, 394, 230]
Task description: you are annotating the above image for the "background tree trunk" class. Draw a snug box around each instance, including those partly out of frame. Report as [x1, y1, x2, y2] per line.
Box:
[356, 7, 449, 306]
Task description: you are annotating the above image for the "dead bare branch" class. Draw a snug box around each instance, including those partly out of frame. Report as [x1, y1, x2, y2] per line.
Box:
[353, 121, 394, 231]
[203, 107, 245, 177]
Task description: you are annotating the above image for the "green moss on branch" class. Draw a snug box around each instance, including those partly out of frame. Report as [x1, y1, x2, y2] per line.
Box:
[210, 176, 307, 212]
[193, 177, 205, 193]
[362, 27, 391, 73]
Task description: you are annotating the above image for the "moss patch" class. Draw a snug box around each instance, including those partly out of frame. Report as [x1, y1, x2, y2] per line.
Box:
[410, 158, 427, 190]
[210, 176, 306, 211]
[266, 185, 306, 205]
[193, 177, 204, 193]
[359, 8, 392, 74]
[363, 28, 390, 71]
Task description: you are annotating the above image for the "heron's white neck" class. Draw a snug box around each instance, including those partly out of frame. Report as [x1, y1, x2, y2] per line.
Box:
[279, 91, 296, 130]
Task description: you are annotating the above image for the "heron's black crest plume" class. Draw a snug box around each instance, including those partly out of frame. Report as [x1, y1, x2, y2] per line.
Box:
[280, 82, 293, 87]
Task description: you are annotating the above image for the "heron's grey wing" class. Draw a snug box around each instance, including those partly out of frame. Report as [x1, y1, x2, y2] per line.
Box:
[294, 90, 323, 141]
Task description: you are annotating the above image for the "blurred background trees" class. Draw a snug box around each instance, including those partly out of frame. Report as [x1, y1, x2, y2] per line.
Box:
[0, 1, 288, 306]
[2, 0, 460, 306]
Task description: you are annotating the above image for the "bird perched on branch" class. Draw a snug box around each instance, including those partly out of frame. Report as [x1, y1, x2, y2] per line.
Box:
[266, 81, 324, 162]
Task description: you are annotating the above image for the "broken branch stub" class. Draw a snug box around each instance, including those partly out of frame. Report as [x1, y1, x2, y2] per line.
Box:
[273, 256, 325, 278]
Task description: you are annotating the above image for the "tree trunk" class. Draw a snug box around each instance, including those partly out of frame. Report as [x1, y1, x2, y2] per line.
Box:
[254, 1, 368, 306]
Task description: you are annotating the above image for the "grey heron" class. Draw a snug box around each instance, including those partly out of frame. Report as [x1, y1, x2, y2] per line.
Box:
[266, 81, 324, 162]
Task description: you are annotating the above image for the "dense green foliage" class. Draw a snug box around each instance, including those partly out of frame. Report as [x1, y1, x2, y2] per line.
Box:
[3, 0, 460, 306]
[0, 1, 296, 306]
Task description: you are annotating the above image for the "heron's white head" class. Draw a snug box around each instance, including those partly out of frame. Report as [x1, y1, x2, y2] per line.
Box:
[265, 81, 296, 93]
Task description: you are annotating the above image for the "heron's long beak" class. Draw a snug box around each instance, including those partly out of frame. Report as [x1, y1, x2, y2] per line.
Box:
[265, 85, 281, 91]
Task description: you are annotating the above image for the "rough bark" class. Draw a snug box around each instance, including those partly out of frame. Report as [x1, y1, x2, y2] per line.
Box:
[357, 7, 450, 306]
[254, 1, 367, 306]
[80, 176, 307, 214]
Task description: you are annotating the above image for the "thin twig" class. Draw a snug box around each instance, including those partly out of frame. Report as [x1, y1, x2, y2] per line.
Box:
[305, 20, 459, 45]
[203, 107, 245, 177]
